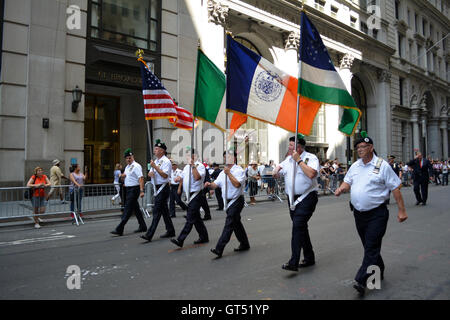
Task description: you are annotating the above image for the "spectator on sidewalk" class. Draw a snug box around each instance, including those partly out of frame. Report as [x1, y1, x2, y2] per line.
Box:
[46, 159, 67, 203]
[69, 164, 87, 218]
[27, 167, 51, 229]
[248, 161, 260, 205]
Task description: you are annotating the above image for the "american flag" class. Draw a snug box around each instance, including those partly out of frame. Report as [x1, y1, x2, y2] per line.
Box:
[139, 60, 195, 129]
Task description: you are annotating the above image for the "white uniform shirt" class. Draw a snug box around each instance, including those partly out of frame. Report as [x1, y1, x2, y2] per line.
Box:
[181, 161, 206, 193]
[279, 152, 320, 196]
[214, 165, 246, 200]
[171, 168, 183, 185]
[124, 161, 143, 187]
[150, 155, 171, 185]
[344, 155, 401, 212]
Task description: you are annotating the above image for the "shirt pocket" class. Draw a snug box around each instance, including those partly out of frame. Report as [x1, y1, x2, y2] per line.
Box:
[368, 172, 385, 185]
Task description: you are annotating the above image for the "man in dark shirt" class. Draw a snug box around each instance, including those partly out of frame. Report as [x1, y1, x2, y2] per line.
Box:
[407, 152, 433, 206]
[388, 155, 401, 177]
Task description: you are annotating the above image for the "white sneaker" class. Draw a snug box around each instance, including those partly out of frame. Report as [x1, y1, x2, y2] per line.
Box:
[34, 223, 41, 229]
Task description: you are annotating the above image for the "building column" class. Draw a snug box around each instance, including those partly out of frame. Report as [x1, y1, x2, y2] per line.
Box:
[376, 69, 391, 159]
[440, 109, 448, 159]
[427, 118, 441, 159]
[338, 54, 354, 166]
[411, 108, 421, 152]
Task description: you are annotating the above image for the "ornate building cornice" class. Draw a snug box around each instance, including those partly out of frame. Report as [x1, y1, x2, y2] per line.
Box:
[207, 0, 229, 26]
[340, 53, 355, 70]
[377, 69, 391, 83]
[283, 31, 299, 50]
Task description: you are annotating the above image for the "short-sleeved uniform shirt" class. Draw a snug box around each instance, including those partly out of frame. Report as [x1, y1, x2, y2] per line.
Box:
[171, 168, 183, 185]
[279, 152, 320, 197]
[181, 161, 206, 193]
[124, 161, 143, 187]
[149, 155, 171, 185]
[344, 155, 401, 212]
[214, 165, 246, 200]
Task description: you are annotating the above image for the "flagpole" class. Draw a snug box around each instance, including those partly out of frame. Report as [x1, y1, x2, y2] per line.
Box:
[224, 32, 231, 211]
[290, 6, 305, 211]
[136, 49, 154, 183]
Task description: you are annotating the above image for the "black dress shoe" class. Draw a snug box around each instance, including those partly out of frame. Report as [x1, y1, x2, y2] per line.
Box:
[194, 238, 209, 244]
[210, 248, 222, 258]
[134, 228, 147, 233]
[140, 235, 151, 242]
[110, 230, 123, 236]
[353, 283, 365, 296]
[422, 202, 427, 206]
[170, 238, 183, 247]
[415, 201, 422, 205]
[281, 263, 298, 272]
[298, 260, 315, 268]
[234, 245, 250, 252]
[160, 232, 175, 238]
[202, 216, 211, 221]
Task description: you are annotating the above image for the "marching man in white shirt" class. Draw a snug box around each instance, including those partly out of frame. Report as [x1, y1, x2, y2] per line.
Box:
[205, 150, 250, 258]
[169, 160, 188, 218]
[111, 148, 147, 236]
[334, 131, 408, 296]
[141, 140, 175, 242]
[170, 149, 209, 248]
[273, 135, 320, 272]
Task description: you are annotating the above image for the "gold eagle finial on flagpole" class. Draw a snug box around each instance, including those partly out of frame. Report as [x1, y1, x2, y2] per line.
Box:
[135, 49, 144, 58]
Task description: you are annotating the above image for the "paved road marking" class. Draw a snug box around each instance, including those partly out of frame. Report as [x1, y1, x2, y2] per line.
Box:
[0, 235, 75, 246]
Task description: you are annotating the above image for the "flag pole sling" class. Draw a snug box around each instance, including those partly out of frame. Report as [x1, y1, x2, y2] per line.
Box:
[290, 10, 304, 211]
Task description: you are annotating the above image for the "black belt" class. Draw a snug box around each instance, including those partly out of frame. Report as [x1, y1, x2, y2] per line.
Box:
[226, 195, 244, 202]
[353, 203, 386, 214]
[125, 185, 140, 188]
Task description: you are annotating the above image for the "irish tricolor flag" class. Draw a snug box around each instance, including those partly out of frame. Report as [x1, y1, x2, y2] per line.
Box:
[299, 12, 361, 135]
[193, 48, 227, 131]
[226, 35, 321, 135]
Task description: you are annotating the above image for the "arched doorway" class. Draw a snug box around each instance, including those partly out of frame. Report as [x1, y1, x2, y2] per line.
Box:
[349, 75, 368, 162]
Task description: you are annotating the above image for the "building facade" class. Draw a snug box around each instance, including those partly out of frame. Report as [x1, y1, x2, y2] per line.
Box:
[1, 0, 448, 186]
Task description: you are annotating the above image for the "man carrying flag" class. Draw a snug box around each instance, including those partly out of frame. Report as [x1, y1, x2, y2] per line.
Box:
[273, 135, 319, 271]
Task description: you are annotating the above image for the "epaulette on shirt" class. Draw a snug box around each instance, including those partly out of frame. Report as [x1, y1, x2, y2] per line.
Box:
[373, 157, 383, 174]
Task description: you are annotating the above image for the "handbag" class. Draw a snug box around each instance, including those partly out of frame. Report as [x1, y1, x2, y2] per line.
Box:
[24, 175, 36, 200]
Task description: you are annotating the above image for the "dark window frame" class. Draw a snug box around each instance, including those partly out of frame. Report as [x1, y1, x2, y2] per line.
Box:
[0, 0, 4, 78]
[87, 0, 161, 53]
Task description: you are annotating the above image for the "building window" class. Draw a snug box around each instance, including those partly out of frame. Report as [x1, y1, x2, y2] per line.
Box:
[422, 19, 426, 36]
[395, 0, 400, 20]
[414, 13, 418, 32]
[89, 0, 160, 51]
[398, 33, 403, 57]
[399, 78, 404, 105]
[361, 21, 368, 34]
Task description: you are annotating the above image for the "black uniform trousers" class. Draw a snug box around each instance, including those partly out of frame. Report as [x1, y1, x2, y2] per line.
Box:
[177, 191, 209, 244]
[144, 184, 174, 239]
[413, 176, 429, 204]
[215, 187, 224, 210]
[201, 189, 211, 218]
[215, 195, 249, 253]
[169, 184, 187, 217]
[115, 186, 147, 233]
[288, 191, 318, 266]
[353, 203, 388, 286]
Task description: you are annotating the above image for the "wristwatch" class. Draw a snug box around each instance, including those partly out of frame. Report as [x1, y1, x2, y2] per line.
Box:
[297, 159, 303, 165]
[140, 189, 144, 192]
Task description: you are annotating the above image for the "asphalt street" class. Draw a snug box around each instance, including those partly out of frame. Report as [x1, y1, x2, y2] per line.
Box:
[0, 185, 449, 300]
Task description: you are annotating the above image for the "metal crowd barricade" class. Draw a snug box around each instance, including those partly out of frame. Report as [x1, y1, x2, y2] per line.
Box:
[0, 185, 77, 223]
[248, 176, 285, 202]
[0, 182, 159, 226]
